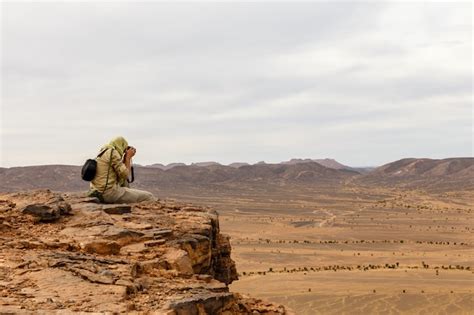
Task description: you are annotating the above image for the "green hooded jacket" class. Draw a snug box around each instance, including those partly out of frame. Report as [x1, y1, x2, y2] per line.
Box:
[90, 136, 130, 193]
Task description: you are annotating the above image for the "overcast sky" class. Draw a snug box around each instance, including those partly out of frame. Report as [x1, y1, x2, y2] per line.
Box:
[1, 1, 472, 167]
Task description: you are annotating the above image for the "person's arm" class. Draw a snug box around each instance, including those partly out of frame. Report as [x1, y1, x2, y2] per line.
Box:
[110, 149, 129, 180]
[123, 147, 136, 178]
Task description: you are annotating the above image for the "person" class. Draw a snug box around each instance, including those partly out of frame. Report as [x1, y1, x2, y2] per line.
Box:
[88, 136, 155, 203]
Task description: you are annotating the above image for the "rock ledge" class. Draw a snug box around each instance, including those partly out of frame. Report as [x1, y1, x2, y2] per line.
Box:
[0, 190, 290, 314]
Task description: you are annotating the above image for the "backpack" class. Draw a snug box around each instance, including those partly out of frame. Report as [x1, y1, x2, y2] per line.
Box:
[81, 148, 109, 181]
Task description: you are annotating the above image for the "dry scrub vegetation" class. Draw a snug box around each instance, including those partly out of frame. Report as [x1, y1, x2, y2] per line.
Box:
[170, 185, 473, 314]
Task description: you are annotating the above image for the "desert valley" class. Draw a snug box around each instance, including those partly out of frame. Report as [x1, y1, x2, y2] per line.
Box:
[3, 1, 472, 313]
[0, 157, 473, 314]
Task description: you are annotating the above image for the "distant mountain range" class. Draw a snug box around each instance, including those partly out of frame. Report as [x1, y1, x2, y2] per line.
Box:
[281, 158, 348, 169]
[356, 157, 474, 191]
[0, 158, 472, 193]
[148, 162, 187, 170]
[146, 158, 373, 173]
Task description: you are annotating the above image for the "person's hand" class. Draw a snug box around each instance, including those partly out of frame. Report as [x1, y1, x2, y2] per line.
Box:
[125, 146, 136, 159]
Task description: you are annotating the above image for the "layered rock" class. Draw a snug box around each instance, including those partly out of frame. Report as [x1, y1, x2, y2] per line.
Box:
[0, 190, 290, 314]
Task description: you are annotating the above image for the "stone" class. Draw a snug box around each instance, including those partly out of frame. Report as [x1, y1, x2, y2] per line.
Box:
[21, 204, 61, 222]
[181, 207, 204, 212]
[175, 234, 212, 274]
[194, 274, 213, 283]
[138, 259, 166, 275]
[167, 292, 235, 315]
[10, 240, 44, 249]
[58, 201, 72, 215]
[21, 199, 71, 222]
[102, 226, 145, 245]
[70, 267, 115, 284]
[115, 279, 139, 295]
[120, 243, 148, 255]
[210, 234, 238, 284]
[1, 222, 13, 230]
[163, 249, 194, 275]
[122, 221, 153, 230]
[102, 204, 132, 215]
[144, 239, 166, 247]
[81, 241, 121, 255]
[115, 279, 134, 287]
[152, 228, 173, 237]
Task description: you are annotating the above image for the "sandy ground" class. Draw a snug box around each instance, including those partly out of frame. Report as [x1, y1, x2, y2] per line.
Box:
[231, 271, 473, 315]
[177, 185, 474, 314]
[155, 184, 473, 313]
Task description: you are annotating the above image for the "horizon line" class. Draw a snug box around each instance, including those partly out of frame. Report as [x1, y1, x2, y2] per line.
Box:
[1, 156, 473, 169]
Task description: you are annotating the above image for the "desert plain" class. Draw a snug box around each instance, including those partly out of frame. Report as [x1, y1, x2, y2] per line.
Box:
[157, 182, 473, 314]
[1, 158, 473, 314]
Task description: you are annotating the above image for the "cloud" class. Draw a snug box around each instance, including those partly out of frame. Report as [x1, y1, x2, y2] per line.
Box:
[1, 2, 472, 167]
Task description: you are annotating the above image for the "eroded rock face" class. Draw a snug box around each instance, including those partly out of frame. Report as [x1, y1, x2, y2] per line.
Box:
[20, 195, 71, 222]
[0, 189, 290, 314]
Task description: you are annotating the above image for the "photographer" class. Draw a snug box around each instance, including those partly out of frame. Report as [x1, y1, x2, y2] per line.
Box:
[88, 136, 155, 203]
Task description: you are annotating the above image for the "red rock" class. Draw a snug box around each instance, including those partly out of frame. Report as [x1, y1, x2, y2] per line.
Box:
[163, 248, 194, 275]
[81, 240, 121, 255]
[0, 191, 289, 314]
[144, 239, 166, 247]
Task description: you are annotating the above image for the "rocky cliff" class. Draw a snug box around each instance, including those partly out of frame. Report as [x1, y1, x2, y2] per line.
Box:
[0, 190, 289, 314]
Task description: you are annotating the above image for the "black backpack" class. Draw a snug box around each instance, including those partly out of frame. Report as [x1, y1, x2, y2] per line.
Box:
[81, 149, 108, 181]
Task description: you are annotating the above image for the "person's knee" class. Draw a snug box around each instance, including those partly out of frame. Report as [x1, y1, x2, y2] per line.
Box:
[141, 191, 155, 202]
[129, 189, 155, 203]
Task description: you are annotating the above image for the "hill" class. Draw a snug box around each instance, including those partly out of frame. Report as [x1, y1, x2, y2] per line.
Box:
[270, 158, 351, 169]
[1, 158, 472, 194]
[357, 157, 474, 191]
[0, 165, 89, 192]
[147, 158, 354, 170]
[146, 163, 187, 170]
[0, 162, 357, 193]
[231, 162, 357, 184]
[228, 162, 250, 168]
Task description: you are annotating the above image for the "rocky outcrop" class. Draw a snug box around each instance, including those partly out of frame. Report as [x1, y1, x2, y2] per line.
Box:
[0, 190, 290, 314]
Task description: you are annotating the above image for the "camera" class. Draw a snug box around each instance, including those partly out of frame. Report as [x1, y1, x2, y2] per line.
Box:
[123, 146, 136, 161]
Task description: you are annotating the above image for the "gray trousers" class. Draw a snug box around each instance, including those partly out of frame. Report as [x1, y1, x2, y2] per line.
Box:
[102, 185, 155, 204]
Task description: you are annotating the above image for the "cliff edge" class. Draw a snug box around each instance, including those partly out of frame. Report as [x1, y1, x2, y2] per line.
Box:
[0, 190, 289, 314]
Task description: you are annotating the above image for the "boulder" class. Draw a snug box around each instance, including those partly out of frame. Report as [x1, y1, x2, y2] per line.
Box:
[163, 248, 194, 275]
[166, 292, 236, 315]
[102, 204, 132, 215]
[21, 200, 71, 222]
